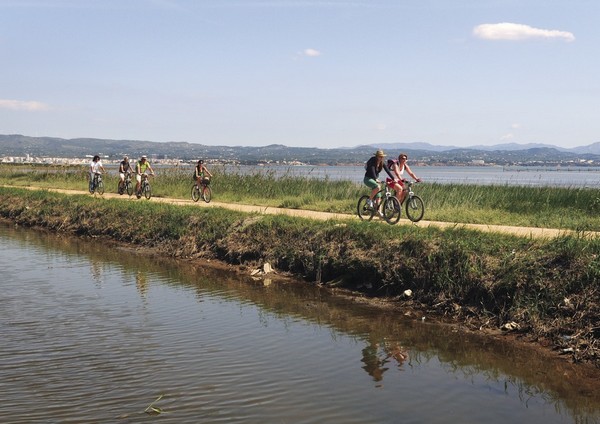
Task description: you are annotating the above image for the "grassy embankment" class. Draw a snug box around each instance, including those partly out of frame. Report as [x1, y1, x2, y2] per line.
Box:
[0, 176, 598, 366]
[2, 163, 600, 230]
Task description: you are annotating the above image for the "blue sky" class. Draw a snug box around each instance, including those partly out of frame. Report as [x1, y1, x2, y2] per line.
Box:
[1, 0, 598, 148]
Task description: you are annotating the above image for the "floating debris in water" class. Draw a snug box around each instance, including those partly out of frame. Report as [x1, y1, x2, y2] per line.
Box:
[144, 394, 166, 415]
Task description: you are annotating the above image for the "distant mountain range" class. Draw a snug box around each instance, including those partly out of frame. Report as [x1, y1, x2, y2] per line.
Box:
[2, 134, 600, 165]
[364, 141, 600, 154]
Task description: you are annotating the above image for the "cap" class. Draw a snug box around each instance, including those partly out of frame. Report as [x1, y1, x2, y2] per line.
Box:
[375, 150, 386, 157]
[141, 155, 147, 159]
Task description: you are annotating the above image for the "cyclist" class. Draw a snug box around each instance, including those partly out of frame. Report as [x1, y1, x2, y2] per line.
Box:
[89, 155, 105, 192]
[364, 150, 396, 216]
[387, 153, 421, 204]
[117, 156, 132, 194]
[194, 159, 212, 187]
[135, 155, 155, 198]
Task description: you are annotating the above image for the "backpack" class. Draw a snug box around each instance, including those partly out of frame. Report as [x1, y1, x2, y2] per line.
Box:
[387, 158, 398, 169]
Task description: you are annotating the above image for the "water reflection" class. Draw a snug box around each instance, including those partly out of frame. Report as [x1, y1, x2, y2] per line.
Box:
[1, 222, 599, 423]
[361, 338, 408, 383]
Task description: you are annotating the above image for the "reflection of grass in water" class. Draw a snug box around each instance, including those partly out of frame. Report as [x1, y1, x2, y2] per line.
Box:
[3, 164, 600, 230]
[0, 200, 598, 420]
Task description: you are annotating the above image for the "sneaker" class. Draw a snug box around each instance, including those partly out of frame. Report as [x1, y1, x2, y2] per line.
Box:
[366, 199, 374, 208]
[377, 211, 384, 219]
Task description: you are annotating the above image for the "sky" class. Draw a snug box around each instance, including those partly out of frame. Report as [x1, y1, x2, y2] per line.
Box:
[1, 0, 599, 149]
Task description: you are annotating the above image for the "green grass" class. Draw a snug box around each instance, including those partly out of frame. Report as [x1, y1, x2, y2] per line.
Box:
[2, 163, 600, 230]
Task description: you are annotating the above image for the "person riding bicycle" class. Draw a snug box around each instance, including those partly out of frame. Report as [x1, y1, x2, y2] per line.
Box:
[364, 150, 396, 216]
[135, 155, 155, 197]
[118, 156, 132, 193]
[387, 153, 421, 204]
[89, 155, 105, 192]
[194, 159, 212, 187]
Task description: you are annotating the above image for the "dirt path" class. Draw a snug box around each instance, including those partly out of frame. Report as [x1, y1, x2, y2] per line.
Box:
[7, 185, 597, 239]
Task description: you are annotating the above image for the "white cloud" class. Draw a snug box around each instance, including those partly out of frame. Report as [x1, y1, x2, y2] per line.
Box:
[0, 99, 50, 111]
[511, 123, 521, 129]
[500, 133, 515, 141]
[302, 48, 321, 57]
[473, 23, 575, 42]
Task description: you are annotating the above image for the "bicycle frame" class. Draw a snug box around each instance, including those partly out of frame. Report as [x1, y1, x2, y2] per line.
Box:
[357, 180, 401, 224]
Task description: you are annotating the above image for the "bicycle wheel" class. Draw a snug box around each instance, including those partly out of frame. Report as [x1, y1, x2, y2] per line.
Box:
[191, 184, 201, 202]
[97, 180, 105, 195]
[126, 181, 134, 196]
[143, 183, 152, 199]
[357, 195, 375, 221]
[405, 195, 424, 222]
[202, 185, 212, 203]
[383, 196, 401, 225]
[118, 183, 124, 195]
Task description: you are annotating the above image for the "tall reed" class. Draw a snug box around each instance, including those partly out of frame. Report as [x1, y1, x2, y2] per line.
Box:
[2, 163, 600, 230]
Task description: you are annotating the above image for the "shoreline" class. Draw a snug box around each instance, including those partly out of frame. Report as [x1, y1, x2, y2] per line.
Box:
[1, 186, 598, 369]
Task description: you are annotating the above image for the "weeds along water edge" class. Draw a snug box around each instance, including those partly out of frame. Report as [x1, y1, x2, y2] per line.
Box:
[0, 186, 598, 366]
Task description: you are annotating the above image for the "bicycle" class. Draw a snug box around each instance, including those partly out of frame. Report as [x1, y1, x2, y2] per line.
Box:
[89, 172, 105, 195]
[118, 172, 134, 196]
[191, 177, 212, 203]
[136, 173, 152, 199]
[357, 179, 401, 224]
[400, 180, 425, 222]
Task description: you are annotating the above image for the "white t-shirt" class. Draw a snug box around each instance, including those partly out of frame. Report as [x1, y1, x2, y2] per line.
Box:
[90, 160, 103, 174]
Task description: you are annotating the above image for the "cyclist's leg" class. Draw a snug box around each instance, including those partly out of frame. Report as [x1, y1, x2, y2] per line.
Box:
[136, 174, 142, 193]
[394, 181, 405, 204]
[363, 177, 379, 201]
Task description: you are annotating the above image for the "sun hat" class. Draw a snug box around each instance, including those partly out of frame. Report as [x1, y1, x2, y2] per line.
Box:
[375, 150, 386, 157]
[141, 155, 147, 159]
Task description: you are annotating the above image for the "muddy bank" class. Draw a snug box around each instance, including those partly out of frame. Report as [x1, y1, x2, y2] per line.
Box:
[0, 187, 598, 367]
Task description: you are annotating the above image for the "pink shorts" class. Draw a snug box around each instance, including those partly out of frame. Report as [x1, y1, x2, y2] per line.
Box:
[386, 178, 403, 189]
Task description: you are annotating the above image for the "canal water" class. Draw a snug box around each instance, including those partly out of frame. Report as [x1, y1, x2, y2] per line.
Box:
[1, 222, 599, 423]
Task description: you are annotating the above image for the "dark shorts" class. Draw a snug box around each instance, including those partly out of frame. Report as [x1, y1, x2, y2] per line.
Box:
[363, 176, 379, 190]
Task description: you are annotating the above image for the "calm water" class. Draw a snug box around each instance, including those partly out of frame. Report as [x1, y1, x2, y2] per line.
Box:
[212, 164, 600, 188]
[1, 223, 599, 423]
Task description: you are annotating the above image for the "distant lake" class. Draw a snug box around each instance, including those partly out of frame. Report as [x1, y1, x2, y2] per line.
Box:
[208, 165, 600, 188]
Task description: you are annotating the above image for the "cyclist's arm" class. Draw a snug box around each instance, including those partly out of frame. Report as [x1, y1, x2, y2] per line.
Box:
[147, 164, 155, 174]
[365, 159, 378, 180]
[203, 166, 212, 178]
[405, 164, 420, 181]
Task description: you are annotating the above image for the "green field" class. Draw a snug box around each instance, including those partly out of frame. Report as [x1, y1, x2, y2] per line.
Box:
[2, 163, 600, 231]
